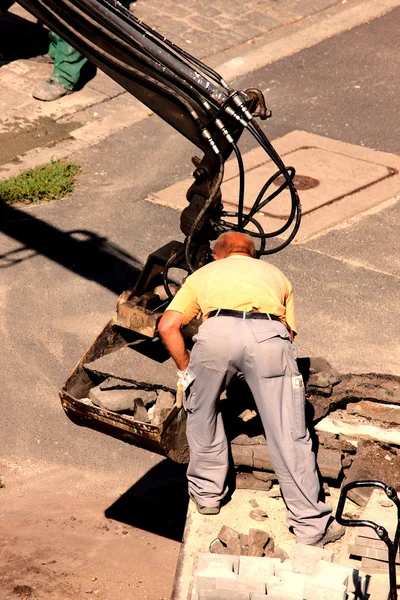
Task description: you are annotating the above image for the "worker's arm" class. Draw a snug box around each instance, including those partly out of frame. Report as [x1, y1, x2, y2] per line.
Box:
[158, 310, 190, 372]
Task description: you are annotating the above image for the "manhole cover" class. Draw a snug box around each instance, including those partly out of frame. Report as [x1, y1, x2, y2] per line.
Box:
[274, 174, 320, 190]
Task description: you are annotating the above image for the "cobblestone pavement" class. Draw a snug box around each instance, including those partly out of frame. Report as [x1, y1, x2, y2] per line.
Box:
[133, 0, 342, 60]
[0, 0, 385, 169]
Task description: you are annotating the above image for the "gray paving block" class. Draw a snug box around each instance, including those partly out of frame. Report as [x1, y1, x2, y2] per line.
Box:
[293, 543, 334, 575]
[304, 577, 347, 600]
[237, 555, 275, 580]
[197, 591, 249, 600]
[84, 341, 177, 391]
[197, 552, 238, 574]
[251, 595, 302, 600]
[267, 581, 304, 596]
[214, 578, 265, 594]
[316, 560, 358, 593]
[275, 559, 294, 577]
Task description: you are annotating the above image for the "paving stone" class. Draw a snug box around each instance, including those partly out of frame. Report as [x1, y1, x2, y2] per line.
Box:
[251, 596, 302, 600]
[237, 555, 275, 580]
[304, 577, 347, 600]
[197, 591, 249, 600]
[292, 543, 334, 576]
[247, 528, 270, 557]
[267, 581, 304, 597]
[197, 553, 238, 573]
[214, 578, 265, 593]
[279, 570, 306, 590]
[316, 560, 358, 593]
[275, 560, 294, 577]
[348, 543, 398, 564]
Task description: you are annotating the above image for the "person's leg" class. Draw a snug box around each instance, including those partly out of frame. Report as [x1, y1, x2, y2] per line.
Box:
[241, 320, 332, 544]
[49, 31, 87, 90]
[185, 319, 236, 508]
[33, 32, 87, 101]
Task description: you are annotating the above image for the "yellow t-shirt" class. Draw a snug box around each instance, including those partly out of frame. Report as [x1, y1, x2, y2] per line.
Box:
[167, 255, 297, 333]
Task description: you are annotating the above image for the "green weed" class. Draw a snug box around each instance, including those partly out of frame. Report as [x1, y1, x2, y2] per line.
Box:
[0, 160, 81, 205]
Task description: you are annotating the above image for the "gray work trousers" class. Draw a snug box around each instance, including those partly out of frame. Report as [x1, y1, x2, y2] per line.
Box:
[184, 316, 332, 544]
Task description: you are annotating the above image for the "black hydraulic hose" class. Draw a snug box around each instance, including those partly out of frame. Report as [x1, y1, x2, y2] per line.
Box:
[219, 213, 266, 255]
[231, 142, 245, 230]
[185, 154, 225, 273]
[69, 0, 228, 107]
[41, 0, 224, 117]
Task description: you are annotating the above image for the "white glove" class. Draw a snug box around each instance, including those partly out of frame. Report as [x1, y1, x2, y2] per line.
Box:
[177, 370, 185, 388]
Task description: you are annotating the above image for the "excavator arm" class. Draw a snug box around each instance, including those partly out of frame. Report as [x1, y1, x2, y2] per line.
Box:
[16, 0, 301, 334]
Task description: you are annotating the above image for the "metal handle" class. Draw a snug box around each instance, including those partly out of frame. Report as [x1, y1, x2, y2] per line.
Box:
[336, 480, 400, 600]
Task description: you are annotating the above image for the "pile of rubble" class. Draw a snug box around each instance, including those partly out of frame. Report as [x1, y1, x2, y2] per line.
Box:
[82, 338, 177, 425]
[209, 525, 288, 562]
[225, 358, 400, 508]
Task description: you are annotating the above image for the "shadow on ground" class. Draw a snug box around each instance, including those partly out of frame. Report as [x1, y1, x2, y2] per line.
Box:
[0, 10, 48, 64]
[105, 459, 188, 542]
[0, 200, 141, 293]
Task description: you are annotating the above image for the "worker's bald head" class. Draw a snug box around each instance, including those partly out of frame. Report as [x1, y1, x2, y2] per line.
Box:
[213, 232, 256, 260]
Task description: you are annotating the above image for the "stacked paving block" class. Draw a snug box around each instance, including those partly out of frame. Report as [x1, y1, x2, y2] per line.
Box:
[192, 544, 362, 599]
[349, 489, 399, 574]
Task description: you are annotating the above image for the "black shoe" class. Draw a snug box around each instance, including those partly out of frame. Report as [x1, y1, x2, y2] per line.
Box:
[191, 497, 220, 515]
[310, 519, 345, 547]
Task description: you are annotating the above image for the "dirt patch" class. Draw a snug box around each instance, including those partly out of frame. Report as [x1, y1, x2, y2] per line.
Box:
[0, 117, 79, 167]
[0, 459, 180, 600]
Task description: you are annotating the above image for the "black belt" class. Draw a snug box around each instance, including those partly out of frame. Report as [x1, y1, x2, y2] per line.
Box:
[207, 309, 281, 321]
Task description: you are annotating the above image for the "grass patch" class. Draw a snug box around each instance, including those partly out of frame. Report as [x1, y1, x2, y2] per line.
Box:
[0, 160, 81, 205]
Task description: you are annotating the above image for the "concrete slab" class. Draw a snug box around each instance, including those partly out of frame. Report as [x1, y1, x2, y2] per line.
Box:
[148, 130, 400, 243]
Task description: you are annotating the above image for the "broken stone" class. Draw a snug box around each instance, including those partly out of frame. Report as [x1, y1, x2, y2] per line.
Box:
[218, 526, 240, 547]
[341, 454, 353, 469]
[231, 434, 266, 446]
[249, 509, 268, 522]
[317, 431, 357, 453]
[248, 529, 270, 557]
[239, 534, 248, 556]
[133, 398, 150, 423]
[238, 409, 257, 422]
[252, 470, 276, 482]
[151, 390, 175, 426]
[347, 400, 400, 426]
[344, 440, 400, 507]
[316, 447, 343, 480]
[236, 472, 272, 491]
[89, 386, 137, 412]
[209, 539, 227, 554]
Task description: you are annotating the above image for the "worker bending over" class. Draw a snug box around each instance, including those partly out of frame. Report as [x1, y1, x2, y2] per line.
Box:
[158, 232, 344, 546]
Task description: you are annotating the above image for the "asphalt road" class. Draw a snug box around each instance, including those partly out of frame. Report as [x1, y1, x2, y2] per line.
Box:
[0, 9, 399, 599]
[1, 1, 399, 472]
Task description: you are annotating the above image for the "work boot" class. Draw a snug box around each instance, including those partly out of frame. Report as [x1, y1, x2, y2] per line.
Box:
[310, 519, 345, 547]
[32, 79, 73, 101]
[191, 497, 220, 515]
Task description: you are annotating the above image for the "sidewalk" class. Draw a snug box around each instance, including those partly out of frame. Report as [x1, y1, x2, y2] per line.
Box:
[0, 0, 397, 176]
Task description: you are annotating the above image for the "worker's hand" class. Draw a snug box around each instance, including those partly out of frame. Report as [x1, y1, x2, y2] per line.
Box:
[176, 370, 185, 409]
[177, 369, 185, 388]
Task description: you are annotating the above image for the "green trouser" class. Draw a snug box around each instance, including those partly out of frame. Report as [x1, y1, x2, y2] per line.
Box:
[48, 31, 87, 90]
